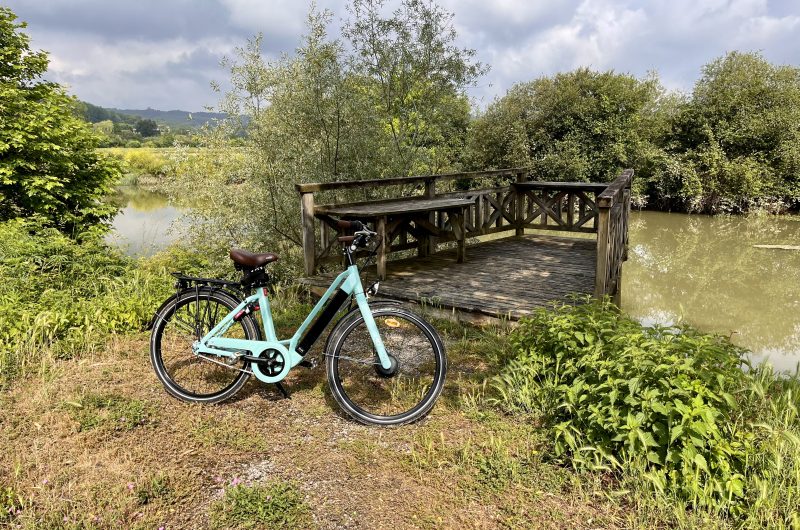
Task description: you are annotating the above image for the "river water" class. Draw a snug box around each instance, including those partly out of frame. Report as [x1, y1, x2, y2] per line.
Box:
[108, 190, 800, 370]
[105, 186, 181, 255]
[622, 211, 800, 372]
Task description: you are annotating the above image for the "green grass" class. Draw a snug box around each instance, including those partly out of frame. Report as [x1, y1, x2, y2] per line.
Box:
[209, 481, 313, 530]
[134, 473, 172, 506]
[190, 417, 270, 452]
[64, 393, 156, 432]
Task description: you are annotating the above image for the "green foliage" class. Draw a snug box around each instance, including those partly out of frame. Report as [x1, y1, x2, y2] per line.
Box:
[345, 0, 486, 176]
[134, 473, 171, 506]
[134, 118, 159, 138]
[467, 52, 800, 213]
[492, 298, 800, 524]
[65, 393, 155, 432]
[104, 148, 172, 185]
[0, 219, 173, 386]
[209, 481, 313, 530]
[0, 485, 26, 521]
[661, 52, 800, 213]
[0, 7, 120, 234]
[467, 68, 671, 202]
[167, 1, 483, 266]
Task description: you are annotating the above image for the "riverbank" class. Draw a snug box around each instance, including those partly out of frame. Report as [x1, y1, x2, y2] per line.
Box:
[0, 331, 624, 529]
[1, 222, 799, 528]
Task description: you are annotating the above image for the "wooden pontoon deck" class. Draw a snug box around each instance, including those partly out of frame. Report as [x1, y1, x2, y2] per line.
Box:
[296, 168, 632, 320]
[300, 234, 596, 320]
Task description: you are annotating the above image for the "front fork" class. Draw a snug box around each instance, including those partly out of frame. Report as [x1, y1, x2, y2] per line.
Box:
[348, 269, 392, 370]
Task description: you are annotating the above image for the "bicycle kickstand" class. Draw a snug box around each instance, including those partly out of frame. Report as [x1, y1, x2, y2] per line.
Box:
[275, 382, 290, 399]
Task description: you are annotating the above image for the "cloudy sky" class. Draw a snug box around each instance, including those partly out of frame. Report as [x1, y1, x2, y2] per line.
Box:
[6, 0, 800, 111]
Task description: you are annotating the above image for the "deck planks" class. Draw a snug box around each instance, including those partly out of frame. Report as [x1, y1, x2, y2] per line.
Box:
[300, 234, 597, 320]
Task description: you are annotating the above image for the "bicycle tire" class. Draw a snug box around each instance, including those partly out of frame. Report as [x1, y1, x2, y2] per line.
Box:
[325, 306, 447, 426]
[150, 288, 258, 404]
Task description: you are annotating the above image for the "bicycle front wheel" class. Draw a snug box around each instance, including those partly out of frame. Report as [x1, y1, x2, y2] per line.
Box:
[326, 307, 447, 426]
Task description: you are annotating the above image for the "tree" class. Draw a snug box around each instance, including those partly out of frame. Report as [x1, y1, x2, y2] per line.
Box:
[0, 7, 119, 234]
[135, 118, 160, 137]
[466, 68, 671, 202]
[346, 0, 486, 176]
[663, 52, 800, 213]
[167, 1, 484, 266]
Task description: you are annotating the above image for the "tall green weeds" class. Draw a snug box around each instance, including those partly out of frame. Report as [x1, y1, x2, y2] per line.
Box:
[0, 219, 174, 386]
[492, 297, 800, 527]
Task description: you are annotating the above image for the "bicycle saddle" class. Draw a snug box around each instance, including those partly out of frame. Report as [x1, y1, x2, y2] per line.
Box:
[229, 248, 279, 268]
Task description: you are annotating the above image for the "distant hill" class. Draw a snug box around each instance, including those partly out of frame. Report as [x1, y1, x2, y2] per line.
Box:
[111, 107, 227, 128]
[76, 101, 226, 129]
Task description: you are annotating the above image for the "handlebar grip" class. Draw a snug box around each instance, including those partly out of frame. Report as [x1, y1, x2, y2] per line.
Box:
[336, 219, 365, 231]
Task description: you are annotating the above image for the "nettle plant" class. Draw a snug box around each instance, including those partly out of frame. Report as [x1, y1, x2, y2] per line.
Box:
[492, 297, 754, 510]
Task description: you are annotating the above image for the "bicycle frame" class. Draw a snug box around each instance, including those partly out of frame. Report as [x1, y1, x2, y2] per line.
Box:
[193, 264, 390, 384]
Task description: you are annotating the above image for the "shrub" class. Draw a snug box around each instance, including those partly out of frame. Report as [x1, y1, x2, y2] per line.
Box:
[492, 297, 800, 522]
[0, 219, 173, 386]
[0, 8, 120, 234]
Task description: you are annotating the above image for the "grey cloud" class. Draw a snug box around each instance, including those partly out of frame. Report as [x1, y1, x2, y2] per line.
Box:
[4, 0, 800, 111]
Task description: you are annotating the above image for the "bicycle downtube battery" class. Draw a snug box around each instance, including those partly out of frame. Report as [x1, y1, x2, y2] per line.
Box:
[295, 289, 350, 356]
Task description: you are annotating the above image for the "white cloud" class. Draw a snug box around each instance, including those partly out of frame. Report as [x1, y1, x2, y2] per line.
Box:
[6, 0, 800, 109]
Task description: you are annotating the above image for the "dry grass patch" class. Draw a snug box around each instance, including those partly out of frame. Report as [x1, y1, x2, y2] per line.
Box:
[0, 330, 623, 529]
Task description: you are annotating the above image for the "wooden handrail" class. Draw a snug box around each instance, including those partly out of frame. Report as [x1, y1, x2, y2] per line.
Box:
[597, 169, 634, 207]
[295, 168, 526, 193]
[595, 169, 634, 302]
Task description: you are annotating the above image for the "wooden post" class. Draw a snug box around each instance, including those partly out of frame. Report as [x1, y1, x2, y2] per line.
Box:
[320, 220, 330, 257]
[453, 209, 466, 263]
[612, 269, 622, 307]
[567, 193, 575, 229]
[515, 171, 526, 236]
[476, 195, 485, 234]
[424, 178, 436, 256]
[300, 192, 316, 276]
[595, 206, 609, 298]
[376, 216, 388, 280]
[622, 187, 631, 261]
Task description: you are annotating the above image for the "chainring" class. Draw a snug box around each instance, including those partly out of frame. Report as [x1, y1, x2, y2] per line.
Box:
[254, 349, 286, 378]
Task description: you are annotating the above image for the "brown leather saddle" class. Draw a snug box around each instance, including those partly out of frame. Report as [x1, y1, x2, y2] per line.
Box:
[229, 248, 279, 268]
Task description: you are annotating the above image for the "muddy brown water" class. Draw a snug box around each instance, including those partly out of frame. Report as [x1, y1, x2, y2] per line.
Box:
[109, 190, 800, 371]
[623, 211, 800, 372]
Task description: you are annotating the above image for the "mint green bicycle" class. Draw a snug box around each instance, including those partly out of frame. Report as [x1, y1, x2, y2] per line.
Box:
[149, 220, 446, 426]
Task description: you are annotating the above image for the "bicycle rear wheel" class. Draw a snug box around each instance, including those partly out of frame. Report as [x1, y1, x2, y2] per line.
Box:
[150, 288, 258, 404]
[325, 307, 447, 426]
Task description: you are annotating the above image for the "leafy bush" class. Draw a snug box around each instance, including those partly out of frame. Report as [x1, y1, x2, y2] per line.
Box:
[466, 68, 672, 203]
[661, 52, 800, 213]
[105, 148, 172, 185]
[0, 8, 120, 234]
[0, 219, 172, 386]
[492, 298, 800, 523]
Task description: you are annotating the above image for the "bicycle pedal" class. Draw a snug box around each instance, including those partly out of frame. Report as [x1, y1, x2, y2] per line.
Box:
[298, 359, 317, 369]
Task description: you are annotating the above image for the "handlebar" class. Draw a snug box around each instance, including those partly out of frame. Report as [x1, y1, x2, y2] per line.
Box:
[335, 218, 377, 248]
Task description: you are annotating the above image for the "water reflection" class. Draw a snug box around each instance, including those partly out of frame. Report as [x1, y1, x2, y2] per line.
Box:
[623, 211, 800, 371]
[106, 186, 181, 256]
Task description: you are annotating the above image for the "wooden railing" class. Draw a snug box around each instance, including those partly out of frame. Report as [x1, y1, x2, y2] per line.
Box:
[296, 168, 633, 300]
[594, 169, 633, 302]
